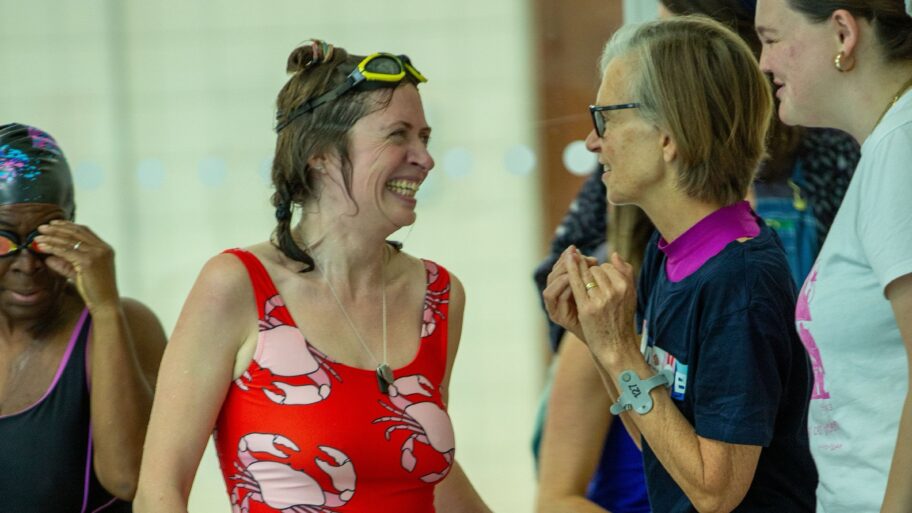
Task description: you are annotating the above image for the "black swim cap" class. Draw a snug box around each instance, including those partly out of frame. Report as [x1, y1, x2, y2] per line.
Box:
[0, 123, 75, 218]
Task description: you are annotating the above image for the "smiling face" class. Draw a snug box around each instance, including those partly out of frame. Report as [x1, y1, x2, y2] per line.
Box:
[756, 0, 838, 127]
[585, 56, 666, 207]
[0, 203, 68, 323]
[336, 83, 433, 230]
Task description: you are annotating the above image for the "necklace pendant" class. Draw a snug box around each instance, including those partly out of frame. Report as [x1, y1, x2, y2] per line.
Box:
[376, 363, 395, 395]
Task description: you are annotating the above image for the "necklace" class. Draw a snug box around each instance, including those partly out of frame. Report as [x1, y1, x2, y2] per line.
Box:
[310, 246, 394, 395]
[874, 74, 912, 129]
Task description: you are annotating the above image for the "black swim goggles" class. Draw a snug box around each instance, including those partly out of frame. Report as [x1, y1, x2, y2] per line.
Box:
[276, 52, 427, 132]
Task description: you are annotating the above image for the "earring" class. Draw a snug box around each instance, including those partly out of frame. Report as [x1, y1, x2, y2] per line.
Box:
[834, 51, 853, 72]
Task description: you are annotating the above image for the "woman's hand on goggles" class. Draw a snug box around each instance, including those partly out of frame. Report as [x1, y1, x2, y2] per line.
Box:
[33, 221, 121, 313]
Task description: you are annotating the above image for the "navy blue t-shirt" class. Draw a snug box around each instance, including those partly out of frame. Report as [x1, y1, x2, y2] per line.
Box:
[635, 225, 817, 512]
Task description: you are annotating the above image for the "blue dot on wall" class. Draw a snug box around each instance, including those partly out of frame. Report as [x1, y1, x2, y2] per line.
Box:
[199, 157, 227, 188]
[562, 140, 597, 176]
[443, 147, 472, 179]
[73, 161, 104, 190]
[137, 159, 166, 189]
[504, 145, 536, 176]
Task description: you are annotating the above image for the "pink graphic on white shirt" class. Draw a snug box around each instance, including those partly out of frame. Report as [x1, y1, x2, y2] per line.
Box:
[796, 268, 831, 400]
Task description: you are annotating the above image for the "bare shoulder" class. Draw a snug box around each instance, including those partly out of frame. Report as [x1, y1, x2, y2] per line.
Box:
[392, 250, 426, 277]
[192, 252, 257, 307]
[166, 251, 260, 362]
[242, 241, 313, 287]
[120, 297, 164, 330]
[170, 252, 258, 346]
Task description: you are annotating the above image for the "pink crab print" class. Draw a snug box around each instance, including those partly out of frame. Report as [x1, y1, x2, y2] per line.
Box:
[230, 433, 356, 513]
[236, 295, 341, 405]
[421, 261, 449, 338]
[372, 374, 455, 483]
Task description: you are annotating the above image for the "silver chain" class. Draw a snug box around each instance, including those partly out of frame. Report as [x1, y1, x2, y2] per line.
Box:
[310, 247, 388, 368]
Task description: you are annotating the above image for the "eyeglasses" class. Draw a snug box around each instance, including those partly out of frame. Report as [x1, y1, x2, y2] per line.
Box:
[589, 103, 641, 138]
[276, 52, 427, 132]
[0, 230, 44, 258]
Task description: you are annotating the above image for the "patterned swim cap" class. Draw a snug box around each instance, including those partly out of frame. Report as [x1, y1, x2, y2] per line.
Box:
[0, 123, 74, 218]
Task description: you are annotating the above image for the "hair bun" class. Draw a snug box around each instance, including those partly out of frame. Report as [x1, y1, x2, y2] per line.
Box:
[286, 39, 337, 73]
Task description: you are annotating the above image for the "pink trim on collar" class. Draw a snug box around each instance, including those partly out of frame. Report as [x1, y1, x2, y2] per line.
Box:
[658, 201, 760, 282]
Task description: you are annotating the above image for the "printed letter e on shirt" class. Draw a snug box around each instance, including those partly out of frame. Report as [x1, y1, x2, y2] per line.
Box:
[643, 342, 688, 401]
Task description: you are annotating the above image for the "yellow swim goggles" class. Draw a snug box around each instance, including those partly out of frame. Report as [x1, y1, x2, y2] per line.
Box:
[276, 52, 427, 132]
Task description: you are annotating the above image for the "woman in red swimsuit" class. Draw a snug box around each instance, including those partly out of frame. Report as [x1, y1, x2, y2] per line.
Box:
[134, 40, 492, 513]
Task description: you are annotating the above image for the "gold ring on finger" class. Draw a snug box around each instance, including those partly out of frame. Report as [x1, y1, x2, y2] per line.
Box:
[585, 281, 598, 291]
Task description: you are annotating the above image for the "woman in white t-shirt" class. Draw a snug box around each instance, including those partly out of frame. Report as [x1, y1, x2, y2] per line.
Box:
[755, 1, 912, 511]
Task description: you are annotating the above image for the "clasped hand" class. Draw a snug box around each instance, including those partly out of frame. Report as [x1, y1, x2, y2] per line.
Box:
[542, 246, 639, 356]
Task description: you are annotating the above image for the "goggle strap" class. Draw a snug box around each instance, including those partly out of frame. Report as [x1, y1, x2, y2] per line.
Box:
[276, 73, 361, 132]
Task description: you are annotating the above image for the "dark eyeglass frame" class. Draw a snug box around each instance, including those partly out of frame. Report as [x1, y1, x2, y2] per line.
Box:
[589, 102, 641, 138]
[0, 229, 44, 258]
[276, 52, 427, 132]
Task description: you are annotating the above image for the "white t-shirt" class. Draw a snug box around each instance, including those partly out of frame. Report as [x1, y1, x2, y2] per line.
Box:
[796, 91, 912, 512]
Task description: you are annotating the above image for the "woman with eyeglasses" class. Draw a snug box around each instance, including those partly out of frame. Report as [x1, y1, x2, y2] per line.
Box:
[534, 1, 858, 512]
[134, 41, 491, 513]
[755, 1, 912, 511]
[0, 123, 167, 512]
[543, 16, 817, 511]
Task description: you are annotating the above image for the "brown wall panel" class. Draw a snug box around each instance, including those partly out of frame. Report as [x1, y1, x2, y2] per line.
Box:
[534, 0, 624, 250]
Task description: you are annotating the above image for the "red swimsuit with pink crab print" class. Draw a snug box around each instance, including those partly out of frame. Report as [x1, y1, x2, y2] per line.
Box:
[214, 248, 455, 513]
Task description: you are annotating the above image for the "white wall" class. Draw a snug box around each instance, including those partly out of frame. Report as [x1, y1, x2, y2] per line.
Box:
[623, 0, 660, 24]
[1, 0, 543, 511]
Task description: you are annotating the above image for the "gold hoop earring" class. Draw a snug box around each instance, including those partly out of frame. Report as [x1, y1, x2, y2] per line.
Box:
[834, 51, 853, 72]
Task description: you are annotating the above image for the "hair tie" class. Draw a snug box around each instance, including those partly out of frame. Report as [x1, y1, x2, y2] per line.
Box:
[322, 41, 335, 63]
[305, 39, 335, 69]
[275, 202, 292, 221]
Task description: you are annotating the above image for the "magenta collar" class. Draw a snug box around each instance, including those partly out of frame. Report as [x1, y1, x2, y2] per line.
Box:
[658, 201, 760, 282]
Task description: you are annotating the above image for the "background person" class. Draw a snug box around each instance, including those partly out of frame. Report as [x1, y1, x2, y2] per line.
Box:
[755, 1, 912, 511]
[0, 122, 166, 512]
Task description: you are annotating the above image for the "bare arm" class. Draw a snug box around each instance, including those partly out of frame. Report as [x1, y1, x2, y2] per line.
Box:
[35, 221, 166, 500]
[536, 333, 612, 513]
[542, 249, 640, 447]
[880, 273, 912, 513]
[556, 250, 760, 513]
[89, 299, 166, 499]
[133, 255, 256, 513]
[432, 274, 493, 513]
